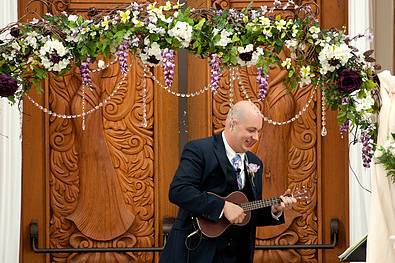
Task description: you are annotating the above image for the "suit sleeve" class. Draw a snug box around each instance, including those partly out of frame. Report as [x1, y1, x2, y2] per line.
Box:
[169, 141, 225, 222]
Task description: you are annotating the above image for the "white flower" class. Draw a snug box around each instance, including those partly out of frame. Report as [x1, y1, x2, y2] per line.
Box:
[25, 31, 39, 48]
[38, 38, 70, 72]
[140, 41, 162, 66]
[300, 65, 312, 86]
[163, 1, 172, 11]
[318, 43, 352, 75]
[97, 60, 105, 69]
[11, 41, 21, 51]
[309, 26, 320, 39]
[281, 58, 292, 69]
[260, 17, 271, 27]
[237, 44, 260, 67]
[215, 30, 232, 47]
[291, 24, 299, 37]
[275, 19, 286, 31]
[285, 39, 298, 49]
[68, 14, 78, 22]
[352, 91, 375, 113]
[168, 21, 193, 48]
[30, 18, 39, 24]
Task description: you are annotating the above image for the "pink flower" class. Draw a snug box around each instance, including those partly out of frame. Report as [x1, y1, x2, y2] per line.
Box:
[247, 163, 260, 173]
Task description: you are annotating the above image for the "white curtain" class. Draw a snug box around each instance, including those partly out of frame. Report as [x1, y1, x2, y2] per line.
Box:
[348, 0, 373, 258]
[0, 0, 21, 262]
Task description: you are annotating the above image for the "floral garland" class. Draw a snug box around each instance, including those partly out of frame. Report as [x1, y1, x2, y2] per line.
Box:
[0, 0, 381, 166]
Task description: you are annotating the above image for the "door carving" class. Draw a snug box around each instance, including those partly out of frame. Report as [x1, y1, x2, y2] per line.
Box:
[20, 0, 349, 262]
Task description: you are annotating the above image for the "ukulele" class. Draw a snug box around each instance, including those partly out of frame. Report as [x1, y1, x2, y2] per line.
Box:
[195, 188, 309, 238]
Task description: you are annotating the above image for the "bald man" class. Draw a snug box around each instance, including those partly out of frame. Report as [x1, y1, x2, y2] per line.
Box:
[160, 101, 295, 263]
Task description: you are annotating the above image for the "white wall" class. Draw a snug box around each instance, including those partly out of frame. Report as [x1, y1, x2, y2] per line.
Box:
[0, 0, 21, 262]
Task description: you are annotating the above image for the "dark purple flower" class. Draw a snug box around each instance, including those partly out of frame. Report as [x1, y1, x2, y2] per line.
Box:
[10, 27, 20, 37]
[337, 69, 362, 94]
[328, 58, 340, 67]
[0, 74, 18, 97]
[50, 52, 61, 64]
[87, 7, 98, 17]
[239, 51, 253, 62]
[147, 55, 160, 65]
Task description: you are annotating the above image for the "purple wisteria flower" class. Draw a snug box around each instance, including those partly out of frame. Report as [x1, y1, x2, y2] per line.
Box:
[117, 40, 130, 74]
[0, 74, 18, 97]
[337, 69, 362, 94]
[209, 54, 221, 92]
[257, 67, 269, 101]
[162, 48, 175, 87]
[339, 119, 349, 134]
[79, 61, 92, 87]
[361, 128, 375, 168]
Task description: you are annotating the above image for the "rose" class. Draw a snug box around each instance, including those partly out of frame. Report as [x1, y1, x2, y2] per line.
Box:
[0, 74, 18, 97]
[247, 163, 260, 173]
[337, 69, 362, 94]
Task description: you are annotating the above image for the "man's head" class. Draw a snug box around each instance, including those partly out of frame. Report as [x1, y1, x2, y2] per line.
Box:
[224, 100, 263, 153]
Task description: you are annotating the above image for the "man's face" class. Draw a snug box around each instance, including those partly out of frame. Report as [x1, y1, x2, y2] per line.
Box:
[231, 113, 262, 153]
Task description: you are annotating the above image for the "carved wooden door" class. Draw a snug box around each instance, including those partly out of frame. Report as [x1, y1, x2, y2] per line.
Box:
[20, 0, 349, 263]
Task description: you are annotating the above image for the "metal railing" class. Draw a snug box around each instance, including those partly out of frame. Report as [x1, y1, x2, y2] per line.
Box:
[30, 218, 338, 253]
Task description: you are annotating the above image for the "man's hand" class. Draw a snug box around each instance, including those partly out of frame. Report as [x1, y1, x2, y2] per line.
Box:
[271, 189, 297, 215]
[223, 201, 245, 224]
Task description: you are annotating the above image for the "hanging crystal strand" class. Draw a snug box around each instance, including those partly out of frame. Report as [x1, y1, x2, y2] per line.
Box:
[321, 88, 327, 136]
[229, 67, 235, 106]
[237, 69, 251, 102]
[256, 67, 269, 101]
[82, 84, 86, 130]
[141, 65, 147, 128]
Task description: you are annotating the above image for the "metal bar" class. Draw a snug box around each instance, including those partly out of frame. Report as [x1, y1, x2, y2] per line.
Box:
[30, 218, 339, 253]
[29, 220, 164, 254]
[255, 218, 339, 250]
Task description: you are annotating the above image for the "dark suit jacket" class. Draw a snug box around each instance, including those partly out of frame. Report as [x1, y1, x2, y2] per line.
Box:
[159, 133, 284, 263]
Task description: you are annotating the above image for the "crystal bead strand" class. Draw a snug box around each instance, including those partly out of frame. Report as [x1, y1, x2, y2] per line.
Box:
[25, 66, 129, 120]
[90, 57, 118, 73]
[142, 65, 147, 128]
[148, 70, 210, 98]
[236, 70, 317, 126]
[321, 89, 327, 136]
[229, 67, 236, 107]
[82, 84, 86, 130]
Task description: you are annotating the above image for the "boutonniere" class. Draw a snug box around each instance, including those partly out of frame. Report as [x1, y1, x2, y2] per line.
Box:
[247, 163, 260, 174]
[247, 163, 260, 187]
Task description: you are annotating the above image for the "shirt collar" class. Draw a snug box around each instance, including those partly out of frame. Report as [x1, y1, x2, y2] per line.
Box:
[222, 132, 245, 163]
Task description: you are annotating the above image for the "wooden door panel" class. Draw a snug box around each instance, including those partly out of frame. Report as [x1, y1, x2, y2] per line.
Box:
[19, 0, 348, 262]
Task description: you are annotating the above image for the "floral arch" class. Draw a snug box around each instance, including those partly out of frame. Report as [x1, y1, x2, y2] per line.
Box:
[0, 0, 382, 167]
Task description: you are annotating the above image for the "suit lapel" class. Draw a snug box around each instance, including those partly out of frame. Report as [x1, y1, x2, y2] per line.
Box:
[245, 152, 258, 200]
[213, 134, 238, 189]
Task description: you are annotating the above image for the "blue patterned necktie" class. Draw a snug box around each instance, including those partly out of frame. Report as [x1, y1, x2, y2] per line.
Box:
[231, 154, 243, 189]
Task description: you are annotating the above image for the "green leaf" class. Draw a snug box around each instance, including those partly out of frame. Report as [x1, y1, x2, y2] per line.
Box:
[194, 18, 206, 31]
